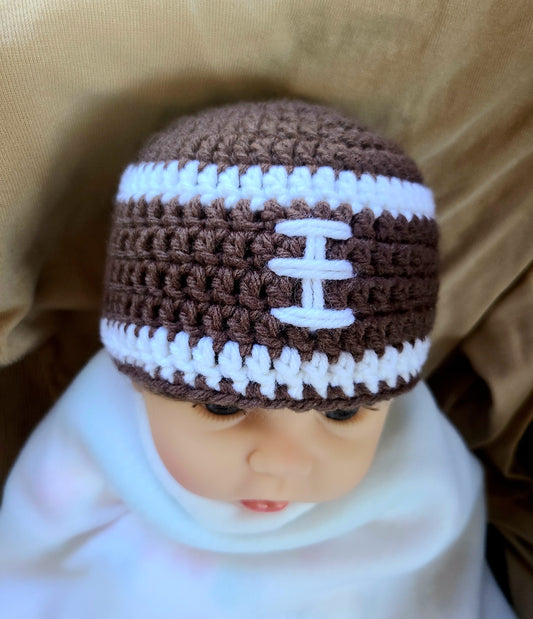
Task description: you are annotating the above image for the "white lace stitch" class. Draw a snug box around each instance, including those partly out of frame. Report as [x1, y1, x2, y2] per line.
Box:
[100, 319, 430, 399]
[116, 161, 435, 221]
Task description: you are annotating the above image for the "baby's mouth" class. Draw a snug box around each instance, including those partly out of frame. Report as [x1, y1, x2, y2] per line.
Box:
[240, 500, 289, 512]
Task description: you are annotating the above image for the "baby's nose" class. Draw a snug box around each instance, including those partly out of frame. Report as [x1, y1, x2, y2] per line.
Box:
[247, 439, 313, 478]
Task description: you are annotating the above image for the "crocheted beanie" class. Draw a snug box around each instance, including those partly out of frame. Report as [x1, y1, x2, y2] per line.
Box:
[100, 99, 439, 412]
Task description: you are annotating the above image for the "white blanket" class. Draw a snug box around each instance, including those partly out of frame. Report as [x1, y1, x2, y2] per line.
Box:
[0, 349, 516, 618]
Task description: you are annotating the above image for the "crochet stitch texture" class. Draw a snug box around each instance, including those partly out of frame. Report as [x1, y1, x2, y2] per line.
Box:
[100, 99, 439, 411]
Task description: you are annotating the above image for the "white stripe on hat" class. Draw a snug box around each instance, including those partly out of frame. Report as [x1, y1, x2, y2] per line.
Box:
[100, 318, 430, 400]
[116, 161, 435, 221]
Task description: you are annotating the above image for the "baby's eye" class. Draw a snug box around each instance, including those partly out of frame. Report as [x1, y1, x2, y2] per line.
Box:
[324, 407, 361, 422]
[204, 403, 243, 416]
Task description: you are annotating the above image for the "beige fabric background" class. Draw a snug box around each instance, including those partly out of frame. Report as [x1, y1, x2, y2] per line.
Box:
[1, 1, 532, 616]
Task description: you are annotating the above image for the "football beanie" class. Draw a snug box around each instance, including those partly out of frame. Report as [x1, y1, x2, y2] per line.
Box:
[99, 99, 439, 411]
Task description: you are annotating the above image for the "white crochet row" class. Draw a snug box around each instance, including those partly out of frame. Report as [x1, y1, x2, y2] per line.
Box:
[116, 160, 435, 221]
[100, 319, 430, 400]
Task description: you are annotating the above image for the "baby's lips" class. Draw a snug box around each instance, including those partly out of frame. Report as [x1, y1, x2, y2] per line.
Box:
[240, 500, 289, 512]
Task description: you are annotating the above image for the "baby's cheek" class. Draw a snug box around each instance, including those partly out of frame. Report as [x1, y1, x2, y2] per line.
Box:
[324, 453, 377, 499]
[151, 440, 210, 498]
[153, 431, 237, 500]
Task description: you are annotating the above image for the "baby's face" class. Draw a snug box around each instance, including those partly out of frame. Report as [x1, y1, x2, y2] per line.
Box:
[135, 383, 391, 508]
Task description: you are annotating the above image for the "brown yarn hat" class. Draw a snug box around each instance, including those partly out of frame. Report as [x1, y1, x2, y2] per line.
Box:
[100, 99, 438, 411]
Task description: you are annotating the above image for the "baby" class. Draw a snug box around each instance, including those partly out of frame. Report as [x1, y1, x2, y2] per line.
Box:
[0, 99, 516, 618]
